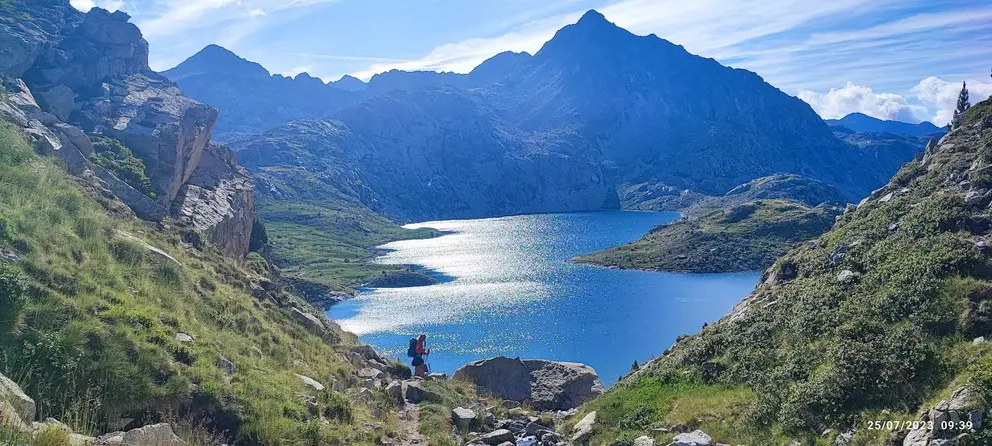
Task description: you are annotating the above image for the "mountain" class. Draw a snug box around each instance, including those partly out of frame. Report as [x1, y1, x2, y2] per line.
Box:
[226, 10, 922, 226]
[330, 74, 367, 91]
[570, 99, 992, 444]
[162, 45, 365, 142]
[825, 112, 943, 136]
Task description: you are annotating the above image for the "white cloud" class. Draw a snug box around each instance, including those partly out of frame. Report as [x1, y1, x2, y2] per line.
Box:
[136, 0, 339, 39]
[350, 13, 578, 80]
[911, 77, 992, 125]
[797, 82, 929, 123]
[70, 0, 126, 12]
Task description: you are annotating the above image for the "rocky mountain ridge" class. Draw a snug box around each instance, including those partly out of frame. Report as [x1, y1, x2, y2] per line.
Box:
[826, 112, 944, 136]
[0, 2, 254, 257]
[207, 10, 927, 226]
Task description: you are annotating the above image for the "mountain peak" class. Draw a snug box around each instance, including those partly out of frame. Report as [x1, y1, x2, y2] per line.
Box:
[576, 9, 609, 26]
[163, 44, 270, 81]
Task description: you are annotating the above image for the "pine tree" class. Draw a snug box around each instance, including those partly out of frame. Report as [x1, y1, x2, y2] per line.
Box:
[951, 81, 971, 129]
[631, 360, 640, 372]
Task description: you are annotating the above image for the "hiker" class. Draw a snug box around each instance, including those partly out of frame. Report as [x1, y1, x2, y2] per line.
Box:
[408, 334, 431, 378]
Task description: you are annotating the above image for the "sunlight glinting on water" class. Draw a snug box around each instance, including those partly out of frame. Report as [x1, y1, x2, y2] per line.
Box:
[329, 211, 760, 384]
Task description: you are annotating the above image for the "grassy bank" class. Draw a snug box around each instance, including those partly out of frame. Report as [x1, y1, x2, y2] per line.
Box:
[0, 123, 399, 444]
[574, 199, 840, 273]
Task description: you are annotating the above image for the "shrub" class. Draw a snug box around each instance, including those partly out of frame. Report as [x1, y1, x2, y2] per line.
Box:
[0, 264, 26, 343]
[89, 136, 156, 198]
[245, 252, 269, 276]
[0, 214, 12, 241]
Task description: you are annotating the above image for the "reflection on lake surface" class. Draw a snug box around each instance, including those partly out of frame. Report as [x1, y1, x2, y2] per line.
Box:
[329, 211, 760, 385]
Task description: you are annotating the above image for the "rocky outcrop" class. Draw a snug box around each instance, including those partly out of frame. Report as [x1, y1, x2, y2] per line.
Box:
[0, 372, 35, 426]
[901, 386, 983, 446]
[0, 2, 255, 258]
[452, 357, 604, 411]
[173, 142, 254, 257]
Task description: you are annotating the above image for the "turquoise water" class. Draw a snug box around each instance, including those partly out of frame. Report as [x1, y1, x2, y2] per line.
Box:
[328, 211, 760, 385]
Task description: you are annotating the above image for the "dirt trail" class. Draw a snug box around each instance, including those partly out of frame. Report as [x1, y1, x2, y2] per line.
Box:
[396, 400, 425, 446]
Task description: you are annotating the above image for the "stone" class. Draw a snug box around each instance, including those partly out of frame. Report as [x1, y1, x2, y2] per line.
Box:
[295, 374, 325, 392]
[634, 436, 655, 446]
[475, 429, 515, 445]
[290, 307, 328, 337]
[453, 407, 477, 430]
[947, 386, 978, 411]
[358, 368, 386, 380]
[352, 344, 386, 364]
[837, 270, 858, 284]
[0, 372, 35, 424]
[570, 411, 596, 443]
[215, 356, 235, 375]
[403, 380, 440, 404]
[386, 381, 403, 401]
[879, 192, 895, 203]
[34, 85, 75, 121]
[53, 123, 92, 156]
[175, 333, 194, 343]
[669, 430, 712, 446]
[970, 410, 983, 430]
[121, 423, 184, 445]
[974, 336, 986, 344]
[427, 372, 448, 381]
[452, 357, 604, 411]
[0, 401, 27, 430]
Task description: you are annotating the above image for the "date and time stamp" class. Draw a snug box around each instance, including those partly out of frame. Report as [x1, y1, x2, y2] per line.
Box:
[864, 420, 974, 432]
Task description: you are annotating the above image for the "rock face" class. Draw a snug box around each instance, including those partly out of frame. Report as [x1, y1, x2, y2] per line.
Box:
[452, 357, 604, 411]
[0, 372, 35, 425]
[173, 142, 254, 257]
[0, 2, 255, 258]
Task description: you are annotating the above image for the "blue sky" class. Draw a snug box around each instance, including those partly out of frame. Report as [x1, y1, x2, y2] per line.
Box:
[70, 0, 992, 125]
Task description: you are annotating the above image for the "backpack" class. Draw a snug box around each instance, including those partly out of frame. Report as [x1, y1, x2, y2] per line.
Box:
[407, 338, 418, 357]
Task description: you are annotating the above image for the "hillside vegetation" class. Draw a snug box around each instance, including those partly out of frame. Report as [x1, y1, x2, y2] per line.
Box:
[0, 123, 402, 445]
[574, 200, 841, 273]
[569, 100, 992, 445]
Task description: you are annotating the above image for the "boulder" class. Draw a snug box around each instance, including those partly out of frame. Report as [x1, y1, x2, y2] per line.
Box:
[452, 406, 477, 430]
[0, 372, 35, 424]
[295, 374, 325, 392]
[53, 123, 92, 156]
[669, 430, 712, 446]
[351, 344, 386, 364]
[175, 333, 194, 343]
[121, 423, 184, 445]
[452, 357, 604, 410]
[634, 436, 655, 446]
[386, 381, 403, 401]
[475, 429, 515, 445]
[34, 85, 75, 121]
[570, 411, 596, 443]
[402, 380, 440, 404]
[836, 269, 858, 284]
[290, 307, 328, 337]
[215, 356, 235, 375]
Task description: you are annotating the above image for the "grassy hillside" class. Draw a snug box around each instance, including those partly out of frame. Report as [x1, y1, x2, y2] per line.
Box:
[574, 199, 841, 273]
[252, 168, 438, 295]
[0, 122, 401, 444]
[569, 101, 992, 445]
